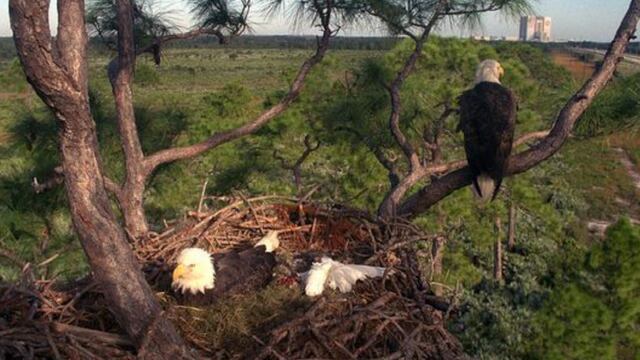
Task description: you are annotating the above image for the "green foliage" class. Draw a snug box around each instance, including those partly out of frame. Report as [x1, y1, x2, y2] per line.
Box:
[0, 101, 84, 281]
[529, 219, 640, 359]
[1, 36, 639, 360]
[86, 0, 175, 49]
[203, 83, 252, 117]
[134, 62, 161, 86]
[0, 59, 28, 93]
[576, 73, 640, 137]
[189, 0, 249, 35]
[531, 284, 615, 360]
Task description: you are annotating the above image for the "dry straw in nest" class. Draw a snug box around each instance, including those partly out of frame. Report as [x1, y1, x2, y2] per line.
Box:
[0, 196, 466, 359]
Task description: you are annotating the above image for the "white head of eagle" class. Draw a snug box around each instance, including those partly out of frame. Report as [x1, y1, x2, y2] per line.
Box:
[475, 59, 504, 85]
[172, 247, 215, 295]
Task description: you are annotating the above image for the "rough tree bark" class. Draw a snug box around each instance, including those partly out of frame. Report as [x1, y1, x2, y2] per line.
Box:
[396, 0, 640, 218]
[108, 0, 150, 236]
[9, 0, 190, 357]
[102, 0, 335, 238]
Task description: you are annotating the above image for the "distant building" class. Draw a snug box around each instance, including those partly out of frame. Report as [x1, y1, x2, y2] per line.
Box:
[519, 16, 552, 42]
[470, 35, 519, 42]
[471, 35, 492, 41]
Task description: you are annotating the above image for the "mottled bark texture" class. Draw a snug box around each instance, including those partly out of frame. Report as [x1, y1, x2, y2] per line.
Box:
[107, 0, 150, 236]
[9, 0, 190, 357]
[394, 0, 640, 218]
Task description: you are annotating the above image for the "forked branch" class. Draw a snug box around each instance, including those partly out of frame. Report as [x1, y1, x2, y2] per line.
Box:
[273, 134, 321, 194]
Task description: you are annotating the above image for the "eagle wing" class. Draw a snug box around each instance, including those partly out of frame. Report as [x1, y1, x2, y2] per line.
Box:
[174, 248, 276, 305]
[214, 247, 276, 295]
[458, 82, 517, 199]
[326, 263, 386, 293]
[302, 258, 386, 296]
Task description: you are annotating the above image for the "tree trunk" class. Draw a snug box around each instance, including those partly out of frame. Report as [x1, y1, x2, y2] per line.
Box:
[59, 113, 189, 358]
[507, 202, 517, 251]
[107, 0, 150, 238]
[493, 217, 503, 282]
[120, 178, 150, 238]
[9, 0, 190, 357]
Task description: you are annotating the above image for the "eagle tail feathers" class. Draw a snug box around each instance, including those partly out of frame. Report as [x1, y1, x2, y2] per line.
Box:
[255, 231, 280, 253]
[473, 173, 496, 202]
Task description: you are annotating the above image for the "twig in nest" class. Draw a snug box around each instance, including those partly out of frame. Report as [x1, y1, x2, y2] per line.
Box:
[197, 179, 209, 215]
[52, 322, 133, 347]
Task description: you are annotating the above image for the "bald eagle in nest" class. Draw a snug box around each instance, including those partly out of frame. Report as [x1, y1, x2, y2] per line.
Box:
[458, 60, 517, 201]
[301, 257, 386, 297]
[169, 231, 279, 305]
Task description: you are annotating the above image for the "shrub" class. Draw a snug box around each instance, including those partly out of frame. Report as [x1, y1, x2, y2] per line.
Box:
[134, 62, 160, 86]
[203, 83, 252, 117]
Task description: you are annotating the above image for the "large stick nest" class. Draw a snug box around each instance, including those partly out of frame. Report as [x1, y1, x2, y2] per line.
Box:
[0, 196, 467, 359]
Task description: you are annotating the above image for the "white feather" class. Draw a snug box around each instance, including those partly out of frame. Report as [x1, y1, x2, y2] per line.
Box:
[255, 231, 280, 253]
[473, 173, 495, 202]
[474, 59, 503, 85]
[173, 248, 216, 295]
[302, 257, 385, 297]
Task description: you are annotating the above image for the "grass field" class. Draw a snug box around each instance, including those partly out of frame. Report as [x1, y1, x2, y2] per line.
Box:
[2, 43, 639, 274]
[2, 39, 640, 358]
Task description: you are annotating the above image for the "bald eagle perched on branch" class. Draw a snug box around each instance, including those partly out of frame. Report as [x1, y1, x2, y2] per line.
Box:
[458, 60, 516, 201]
[169, 231, 280, 306]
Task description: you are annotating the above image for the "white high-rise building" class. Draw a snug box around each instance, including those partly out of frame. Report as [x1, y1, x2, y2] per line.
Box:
[519, 16, 552, 42]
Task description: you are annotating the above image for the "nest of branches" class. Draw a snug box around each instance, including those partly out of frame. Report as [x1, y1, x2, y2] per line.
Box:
[1, 196, 466, 359]
[0, 274, 134, 359]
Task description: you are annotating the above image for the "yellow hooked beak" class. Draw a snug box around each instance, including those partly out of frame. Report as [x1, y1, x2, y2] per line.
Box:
[172, 264, 187, 282]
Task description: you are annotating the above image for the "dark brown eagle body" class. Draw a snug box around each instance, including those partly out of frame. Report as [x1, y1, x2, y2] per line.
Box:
[171, 245, 276, 306]
[458, 81, 517, 200]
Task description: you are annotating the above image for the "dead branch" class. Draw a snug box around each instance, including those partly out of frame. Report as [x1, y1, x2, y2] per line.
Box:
[273, 134, 321, 194]
[32, 166, 64, 194]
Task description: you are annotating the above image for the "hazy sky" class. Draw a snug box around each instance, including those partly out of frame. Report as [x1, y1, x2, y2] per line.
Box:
[0, 0, 635, 41]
